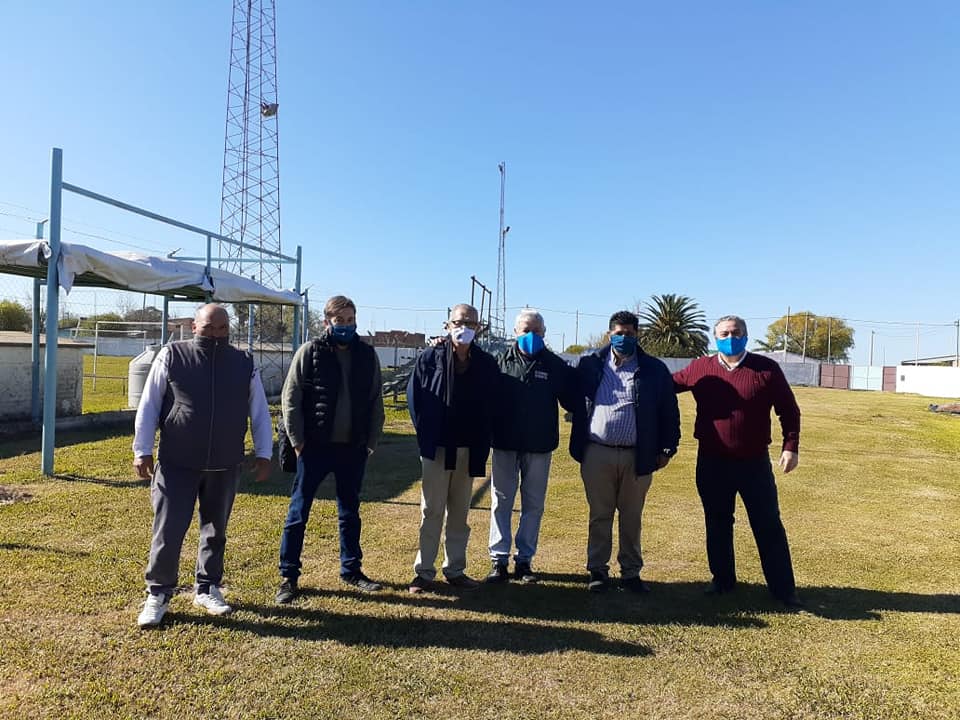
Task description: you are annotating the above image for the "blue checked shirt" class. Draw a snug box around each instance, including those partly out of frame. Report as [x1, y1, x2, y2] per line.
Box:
[588, 350, 637, 446]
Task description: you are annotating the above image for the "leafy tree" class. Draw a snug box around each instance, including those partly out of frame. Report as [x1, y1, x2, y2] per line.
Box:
[234, 303, 292, 343]
[758, 312, 854, 362]
[0, 300, 30, 331]
[564, 344, 587, 355]
[123, 307, 163, 323]
[636, 293, 709, 358]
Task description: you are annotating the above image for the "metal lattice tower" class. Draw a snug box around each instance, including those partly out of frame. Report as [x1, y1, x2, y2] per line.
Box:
[493, 161, 509, 338]
[219, 0, 281, 288]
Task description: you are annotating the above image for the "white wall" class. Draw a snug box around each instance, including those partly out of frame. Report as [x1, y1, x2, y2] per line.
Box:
[895, 366, 960, 399]
[0, 343, 85, 419]
[851, 365, 884, 391]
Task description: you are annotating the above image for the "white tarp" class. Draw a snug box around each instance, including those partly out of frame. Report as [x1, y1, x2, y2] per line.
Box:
[0, 239, 300, 306]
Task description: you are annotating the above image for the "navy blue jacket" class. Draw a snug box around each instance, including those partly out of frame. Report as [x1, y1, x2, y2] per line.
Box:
[407, 340, 499, 478]
[571, 345, 681, 475]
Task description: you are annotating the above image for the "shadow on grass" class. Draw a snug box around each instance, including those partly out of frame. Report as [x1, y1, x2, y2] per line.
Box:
[0, 427, 131, 461]
[289, 579, 960, 627]
[166, 605, 653, 657]
[0, 542, 90, 557]
[294, 581, 770, 629]
[56, 473, 149, 489]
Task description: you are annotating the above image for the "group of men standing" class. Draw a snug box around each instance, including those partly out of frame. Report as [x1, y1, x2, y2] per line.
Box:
[133, 297, 803, 628]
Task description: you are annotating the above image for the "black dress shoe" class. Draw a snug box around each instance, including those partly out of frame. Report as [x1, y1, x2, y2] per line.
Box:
[779, 592, 805, 609]
[704, 581, 736, 596]
[620, 577, 651, 594]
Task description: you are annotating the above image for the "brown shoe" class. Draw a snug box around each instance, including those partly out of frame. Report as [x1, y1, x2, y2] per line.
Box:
[446, 574, 480, 590]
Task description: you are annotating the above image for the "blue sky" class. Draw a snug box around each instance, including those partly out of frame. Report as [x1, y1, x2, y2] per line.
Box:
[2, 1, 958, 364]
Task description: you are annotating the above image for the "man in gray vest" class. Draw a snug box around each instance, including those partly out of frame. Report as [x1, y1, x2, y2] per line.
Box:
[133, 303, 272, 628]
[275, 295, 385, 603]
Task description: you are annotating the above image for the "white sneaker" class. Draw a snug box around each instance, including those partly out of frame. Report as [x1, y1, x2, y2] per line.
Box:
[193, 585, 232, 616]
[137, 593, 169, 628]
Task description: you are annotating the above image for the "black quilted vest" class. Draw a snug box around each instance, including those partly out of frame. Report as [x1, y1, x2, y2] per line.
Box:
[157, 336, 253, 470]
[303, 334, 375, 448]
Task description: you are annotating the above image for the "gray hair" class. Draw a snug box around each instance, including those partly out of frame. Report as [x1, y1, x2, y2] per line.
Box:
[713, 315, 748, 336]
[449, 303, 479, 321]
[514, 308, 545, 333]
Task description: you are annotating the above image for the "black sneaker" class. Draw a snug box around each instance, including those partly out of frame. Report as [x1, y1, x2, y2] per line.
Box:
[514, 561, 538, 584]
[341, 571, 382, 593]
[587, 570, 609, 593]
[486, 561, 510, 584]
[275, 578, 299, 604]
[620, 576, 651, 594]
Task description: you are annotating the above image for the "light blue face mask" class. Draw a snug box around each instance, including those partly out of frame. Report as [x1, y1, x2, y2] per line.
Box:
[716, 335, 748, 356]
[517, 331, 545, 355]
[609, 333, 637, 356]
[330, 324, 357, 343]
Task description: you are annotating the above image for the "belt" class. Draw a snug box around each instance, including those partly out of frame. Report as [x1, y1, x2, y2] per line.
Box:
[592, 441, 634, 450]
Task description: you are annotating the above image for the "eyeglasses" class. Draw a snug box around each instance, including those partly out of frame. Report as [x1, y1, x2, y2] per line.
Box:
[448, 319, 480, 329]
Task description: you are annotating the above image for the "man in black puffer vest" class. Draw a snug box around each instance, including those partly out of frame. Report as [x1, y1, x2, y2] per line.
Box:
[485, 309, 584, 585]
[276, 295, 385, 603]
[133, 303, 272, 628]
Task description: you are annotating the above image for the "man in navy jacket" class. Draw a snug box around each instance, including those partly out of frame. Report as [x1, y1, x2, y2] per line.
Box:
[407, 303, 499, 593]
[571, 310, 680, 593]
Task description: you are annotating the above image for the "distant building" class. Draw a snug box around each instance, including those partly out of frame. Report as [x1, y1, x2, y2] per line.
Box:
[362, 330, 426, 347]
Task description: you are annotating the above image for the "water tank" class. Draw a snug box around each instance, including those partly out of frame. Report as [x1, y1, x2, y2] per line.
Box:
[128, 345, 162, 409]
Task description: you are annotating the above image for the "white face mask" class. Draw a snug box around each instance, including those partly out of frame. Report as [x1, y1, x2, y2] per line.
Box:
[449, 326, 476, 345]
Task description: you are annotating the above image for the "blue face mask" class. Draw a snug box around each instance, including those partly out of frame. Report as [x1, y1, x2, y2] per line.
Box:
[609, 333, 637, 356]
[330, 324, 357, 343]
[517, 331, 545, 355]
[716, 335, 748, 356]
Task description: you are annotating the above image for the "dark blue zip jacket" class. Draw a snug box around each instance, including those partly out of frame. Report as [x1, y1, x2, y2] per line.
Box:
[571, 345, 680, 475]
[407, 340, 499, 477]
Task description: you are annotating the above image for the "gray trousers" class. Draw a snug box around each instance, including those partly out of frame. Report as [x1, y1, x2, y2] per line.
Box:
[144, 462, 240, 597]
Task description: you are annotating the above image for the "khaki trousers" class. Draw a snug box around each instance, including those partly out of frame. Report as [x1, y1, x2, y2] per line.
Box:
[414, 447, 473, 580]
[580, 443, 653, 578]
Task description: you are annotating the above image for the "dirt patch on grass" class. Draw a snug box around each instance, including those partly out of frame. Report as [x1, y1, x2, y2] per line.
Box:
[0, 485, 32, 505]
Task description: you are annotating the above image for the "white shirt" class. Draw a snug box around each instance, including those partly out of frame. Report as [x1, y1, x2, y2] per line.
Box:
[132, 345, 273, 460]
[717, 350, 749, 371]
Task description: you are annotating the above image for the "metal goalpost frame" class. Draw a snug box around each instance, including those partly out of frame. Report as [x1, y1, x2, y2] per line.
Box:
[38, 147, 303, 476]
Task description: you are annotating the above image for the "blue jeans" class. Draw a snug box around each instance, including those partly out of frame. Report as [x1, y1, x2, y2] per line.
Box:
[279, 443, 368, 579]
[488, 449, 552, 565]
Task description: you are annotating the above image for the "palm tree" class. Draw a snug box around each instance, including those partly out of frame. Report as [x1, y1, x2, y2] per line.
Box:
[636, 294, 709, 358]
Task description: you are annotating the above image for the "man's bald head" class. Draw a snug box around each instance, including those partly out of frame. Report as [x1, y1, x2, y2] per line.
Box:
[193, 303, 230, 338]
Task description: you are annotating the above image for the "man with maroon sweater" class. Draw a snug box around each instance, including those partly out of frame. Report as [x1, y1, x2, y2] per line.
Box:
[673, 315, 803, 608]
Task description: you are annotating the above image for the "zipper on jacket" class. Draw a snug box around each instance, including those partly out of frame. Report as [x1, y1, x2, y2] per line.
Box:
[206, 343, 217, 469]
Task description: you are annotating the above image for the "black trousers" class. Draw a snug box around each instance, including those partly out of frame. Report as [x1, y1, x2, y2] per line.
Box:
[695, 452, 796, 600]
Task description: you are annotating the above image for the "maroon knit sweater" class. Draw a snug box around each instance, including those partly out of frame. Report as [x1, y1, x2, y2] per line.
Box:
[673, 353, 800, 459]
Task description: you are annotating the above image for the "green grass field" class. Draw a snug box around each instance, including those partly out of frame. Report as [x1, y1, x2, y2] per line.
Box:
[1, 387, 958, 719]
[82, 355, 133, 413]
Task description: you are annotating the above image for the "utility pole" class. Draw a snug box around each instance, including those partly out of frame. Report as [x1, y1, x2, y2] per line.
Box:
[801, 312, 809, 363]
[869, 330, 875, 366]
[915, 321, 920, 367]
[955, 319, 959, 368]
[783, 306, 791, 361]
[575, 309, 580, 346]
[826, 316, 832, 364]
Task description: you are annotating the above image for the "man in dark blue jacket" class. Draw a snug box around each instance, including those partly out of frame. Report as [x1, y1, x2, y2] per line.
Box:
[571, 310, 680, 593]
[407, 303, 499, 593]
[486, 309, 583, 584]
